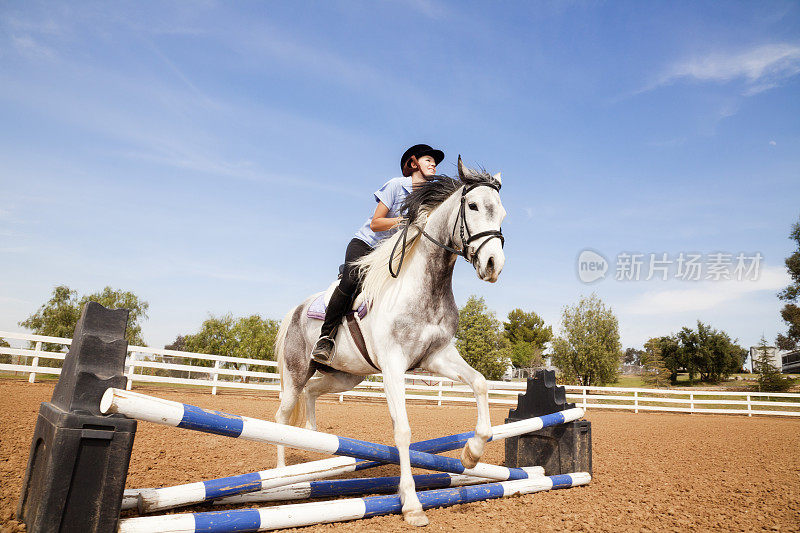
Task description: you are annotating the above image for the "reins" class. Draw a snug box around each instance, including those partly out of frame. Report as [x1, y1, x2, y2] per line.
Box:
[389, 181, 504, 278]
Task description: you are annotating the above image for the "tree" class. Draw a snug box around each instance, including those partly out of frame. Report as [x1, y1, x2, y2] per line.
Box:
[182, 314, 280, 367]
[675, 321, 743, 383]
[455, 295, 510, 381]
[777, 215, 800, 350]
[754, 335, 794, 392]
[79, 287, 149, 346]
[550, 294, 621, 386]
[649, 335, 682, 382]
[623, 347, 644, 366]
[656, 322, 744, 384]
[0, 337, 10, 364]
[18, 285, 149, 347]
[503, 308, 552, 370]
[164, 335, 187, 352]
[641, 338, 671, 388]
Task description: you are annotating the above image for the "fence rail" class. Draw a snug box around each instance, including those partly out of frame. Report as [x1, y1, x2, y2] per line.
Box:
[2, 331, 798, 417]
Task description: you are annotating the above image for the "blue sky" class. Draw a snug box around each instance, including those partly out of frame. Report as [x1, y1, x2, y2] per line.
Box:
[1, 1, 799, 352]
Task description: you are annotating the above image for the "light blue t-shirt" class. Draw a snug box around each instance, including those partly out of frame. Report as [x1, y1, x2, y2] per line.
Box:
[354, 176, 413, 248]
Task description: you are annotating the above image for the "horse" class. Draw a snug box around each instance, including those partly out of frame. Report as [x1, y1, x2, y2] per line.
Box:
[273, 156, 506, 526]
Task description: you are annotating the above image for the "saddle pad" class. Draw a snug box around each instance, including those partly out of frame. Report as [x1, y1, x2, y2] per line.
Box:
[307, 294, 368, 321]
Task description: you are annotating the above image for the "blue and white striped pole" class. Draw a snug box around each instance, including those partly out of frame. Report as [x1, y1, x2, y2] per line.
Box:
[101, 389, 584, 511]
[210, 467, 543, 505]
[118, 472, 591, 533]
[122, 468, 543, 510]
[100, 389, 584, 512]
[123, 400, 581, 513]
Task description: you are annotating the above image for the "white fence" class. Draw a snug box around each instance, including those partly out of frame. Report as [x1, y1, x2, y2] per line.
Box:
[2, 331, 799, 417]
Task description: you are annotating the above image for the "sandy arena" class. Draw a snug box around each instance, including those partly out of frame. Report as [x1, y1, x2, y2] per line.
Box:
[1, 379, 798, 532]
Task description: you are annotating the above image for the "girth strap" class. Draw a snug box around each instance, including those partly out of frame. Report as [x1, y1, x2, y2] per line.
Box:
[345, 314, 380, 371]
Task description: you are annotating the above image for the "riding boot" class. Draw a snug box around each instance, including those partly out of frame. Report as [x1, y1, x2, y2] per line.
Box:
[311, 287, 353, 365]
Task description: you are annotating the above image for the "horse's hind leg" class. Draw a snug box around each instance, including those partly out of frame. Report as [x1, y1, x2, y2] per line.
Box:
[421, 344, 491, 469]
[274, 310, 315, 468]
[303, 371, 364, 430]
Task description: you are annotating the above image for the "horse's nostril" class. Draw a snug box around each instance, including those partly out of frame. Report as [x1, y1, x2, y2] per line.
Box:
[487, 256, 495, 273]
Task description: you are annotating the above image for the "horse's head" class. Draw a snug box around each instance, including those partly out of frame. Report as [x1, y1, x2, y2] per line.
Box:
[457, 157, 506, 283]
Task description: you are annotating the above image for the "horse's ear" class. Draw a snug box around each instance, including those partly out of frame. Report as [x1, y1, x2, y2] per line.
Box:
[457, 155, 466, 180]
[493, 172, 502, 185]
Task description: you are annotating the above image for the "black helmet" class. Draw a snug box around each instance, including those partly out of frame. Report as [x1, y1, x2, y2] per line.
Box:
[400, 144, 445, 177]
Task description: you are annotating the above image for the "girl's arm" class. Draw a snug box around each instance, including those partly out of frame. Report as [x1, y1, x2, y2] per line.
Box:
[370, 202, 403, 232]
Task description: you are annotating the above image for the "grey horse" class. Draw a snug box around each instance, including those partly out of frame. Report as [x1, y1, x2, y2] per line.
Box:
[274, 157, 506, 526]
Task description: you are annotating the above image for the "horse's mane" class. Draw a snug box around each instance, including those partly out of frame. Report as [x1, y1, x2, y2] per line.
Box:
[355, 166, 498, 302]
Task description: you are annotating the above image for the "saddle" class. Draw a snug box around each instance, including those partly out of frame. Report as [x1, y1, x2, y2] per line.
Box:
[306, 281, 369, 321]
[307, 281, 377, 371]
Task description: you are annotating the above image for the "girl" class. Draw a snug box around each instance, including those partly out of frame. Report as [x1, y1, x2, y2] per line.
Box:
[311, 144, 445, 365]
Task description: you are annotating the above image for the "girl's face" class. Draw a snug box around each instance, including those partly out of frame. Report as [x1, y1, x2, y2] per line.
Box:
[414, 155, 437, 178]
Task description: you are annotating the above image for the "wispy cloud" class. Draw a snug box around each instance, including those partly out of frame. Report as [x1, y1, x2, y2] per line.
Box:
[642, 43, 800, 95]
[620, 265, 789, 315]
[390, 0, 448, 19]
[10, 34, 56, 59]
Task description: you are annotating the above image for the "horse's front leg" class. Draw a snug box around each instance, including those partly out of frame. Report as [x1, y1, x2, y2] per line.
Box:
[422, 344, 491, 469]
[381, 354, 428, 526]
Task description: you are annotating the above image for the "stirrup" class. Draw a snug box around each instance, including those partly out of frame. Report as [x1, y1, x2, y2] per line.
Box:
[311, 336, 336, 365]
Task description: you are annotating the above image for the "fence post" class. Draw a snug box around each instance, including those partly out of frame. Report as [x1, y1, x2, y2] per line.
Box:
[634, 390, 638, 413]
[437, 378, 443, 407]
[690, 393, 694, 413]
[211, 360, 221, 395]
[28, 341, 42, 383]
[747, 394, 752, 417]
[582, 387, 587, 409]
[339, 393, 344, 403]
[126, 351, 137, 391]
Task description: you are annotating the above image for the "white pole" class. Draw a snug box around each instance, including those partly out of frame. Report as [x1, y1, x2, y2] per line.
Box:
[28, 341, 42, 383]
[211, 360, 221, 395]
[118, 473, 592, 533]
[126, 352, 138, 391]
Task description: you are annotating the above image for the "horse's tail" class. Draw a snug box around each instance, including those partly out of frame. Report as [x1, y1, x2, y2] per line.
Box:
[275, 305, 306, 428]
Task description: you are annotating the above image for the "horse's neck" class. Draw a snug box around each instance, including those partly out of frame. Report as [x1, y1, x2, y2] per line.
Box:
[400, 192, 460, 300]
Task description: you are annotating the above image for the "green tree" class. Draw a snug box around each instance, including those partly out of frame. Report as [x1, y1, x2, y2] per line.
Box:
[0, 337, 10, 364]
[641, 338, 671, 388]
[455, 295, 510, 380]
[164, 335, 187, 352]
[502, 308, 552, 370]
[754, 335, 794, 392]
[623, 347, 644, 366]
[183, 314, 280, 367]
[675, 321, 743, 383]
[18, 285, 149, 347]
[777, 216, 800, 350]
[649, 335, 682, 382]
[550, 294, 621, 386]
[78, 287, 149, 346]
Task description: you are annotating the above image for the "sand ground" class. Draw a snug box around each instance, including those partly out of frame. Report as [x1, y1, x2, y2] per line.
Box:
[1, 380, 798, 532]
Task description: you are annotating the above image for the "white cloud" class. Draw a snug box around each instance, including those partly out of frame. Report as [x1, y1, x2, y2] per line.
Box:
[10, 34, 56, 59]
[644, 43, 800, 94]
[620, 265, 788, 315]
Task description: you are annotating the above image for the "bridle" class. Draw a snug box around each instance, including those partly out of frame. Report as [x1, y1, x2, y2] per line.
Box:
[389, 181, 504, 278]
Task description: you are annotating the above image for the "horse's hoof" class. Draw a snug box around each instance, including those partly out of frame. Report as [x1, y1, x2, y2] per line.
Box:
[460, 444, 479, 469]
[404, 509, 429, 527]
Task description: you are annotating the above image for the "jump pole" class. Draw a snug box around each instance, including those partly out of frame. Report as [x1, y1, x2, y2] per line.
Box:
[101, 389, 583, 508]
[210, 467, 544, 505]
[118, 472, 591, 533]
[115, 393, 582, 514]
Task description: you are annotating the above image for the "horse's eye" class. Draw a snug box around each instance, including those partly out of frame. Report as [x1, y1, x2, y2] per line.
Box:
[468, 202, 479, 211]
